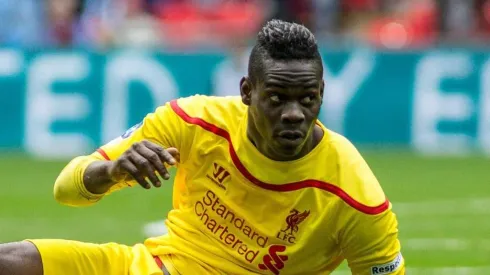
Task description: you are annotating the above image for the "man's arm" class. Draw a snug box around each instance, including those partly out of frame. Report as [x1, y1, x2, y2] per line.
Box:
[53, 155, 105, 206]
[53, 143, 179, 206]
[53, 100, 188, 206]
[340, 205, 405, 275]
[83, 143, 179, 194]
[82, 160, 116, 195]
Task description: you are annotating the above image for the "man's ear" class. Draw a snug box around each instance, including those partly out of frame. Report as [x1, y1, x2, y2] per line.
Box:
[320, 79, 325, 103]
[240, 76, 252, 106]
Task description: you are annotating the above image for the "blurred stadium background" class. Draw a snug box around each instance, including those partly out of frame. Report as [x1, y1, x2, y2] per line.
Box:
[0, 0, 489, 274]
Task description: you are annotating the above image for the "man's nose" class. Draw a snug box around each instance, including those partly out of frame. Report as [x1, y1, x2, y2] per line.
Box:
[281, 102, 305, 124]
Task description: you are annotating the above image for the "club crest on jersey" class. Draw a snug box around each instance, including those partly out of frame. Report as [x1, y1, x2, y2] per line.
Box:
[122, 122, 143, 139]
[276, 209, 310, 244]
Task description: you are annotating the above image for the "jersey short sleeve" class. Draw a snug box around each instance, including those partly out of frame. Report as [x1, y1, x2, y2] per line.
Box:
[96, 101, 191, 163]
[92, 100, 194, 193]
[340, 205, 404, 275]
[332, 134, 405, 274]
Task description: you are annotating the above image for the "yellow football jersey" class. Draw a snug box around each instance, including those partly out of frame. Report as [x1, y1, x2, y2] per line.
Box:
[96, 95, 404, 275]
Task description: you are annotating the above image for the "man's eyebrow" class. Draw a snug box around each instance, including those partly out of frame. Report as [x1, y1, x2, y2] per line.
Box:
[264, 82, 287, 89]
[264, 82, 319, 89]
[303, 83, 319, 89]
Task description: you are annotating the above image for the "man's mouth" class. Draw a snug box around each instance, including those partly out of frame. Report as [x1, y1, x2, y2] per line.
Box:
[278, 130, 304, 140]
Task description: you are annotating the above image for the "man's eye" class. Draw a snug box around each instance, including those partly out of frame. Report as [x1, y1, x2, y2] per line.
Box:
[270, 95, 281, 103]
[301, 96, 314, 104]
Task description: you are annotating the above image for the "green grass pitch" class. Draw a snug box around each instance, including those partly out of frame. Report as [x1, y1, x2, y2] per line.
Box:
[0, 151, 488, 273]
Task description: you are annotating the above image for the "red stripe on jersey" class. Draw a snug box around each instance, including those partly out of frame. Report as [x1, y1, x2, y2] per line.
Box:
[154, 256, 163, 269]
[97, 149, 110, 160]
[169, 100, 389, 215]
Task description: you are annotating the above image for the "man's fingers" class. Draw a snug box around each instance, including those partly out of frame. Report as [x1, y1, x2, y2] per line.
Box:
[115, 141, 180, 189]
[119, 159, 151, 189]
[166, 147, 181, 163]
[134, 145, 169, 186]
[143, 141, 178, 166]
[128, 151, 161, 188]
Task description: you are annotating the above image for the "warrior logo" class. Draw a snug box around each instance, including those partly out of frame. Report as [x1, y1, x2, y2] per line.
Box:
[206, 163, 230, 190]
[276, 209, 310, 244]
[212, 163, 230, 184]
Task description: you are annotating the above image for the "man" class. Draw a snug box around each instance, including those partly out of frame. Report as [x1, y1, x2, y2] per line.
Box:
[0, 19, 404, 275]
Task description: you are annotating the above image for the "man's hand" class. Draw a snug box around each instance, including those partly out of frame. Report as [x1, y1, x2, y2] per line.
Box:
[108, 140, 180, 189]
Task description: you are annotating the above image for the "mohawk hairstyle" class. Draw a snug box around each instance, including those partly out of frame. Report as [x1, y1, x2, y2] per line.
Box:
[248, 19, 322, 83]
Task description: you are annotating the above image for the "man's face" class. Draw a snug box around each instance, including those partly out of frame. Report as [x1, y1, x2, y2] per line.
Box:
[241, 59, 324, 159]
